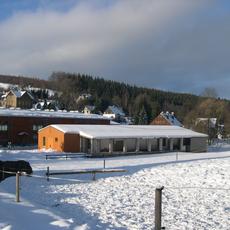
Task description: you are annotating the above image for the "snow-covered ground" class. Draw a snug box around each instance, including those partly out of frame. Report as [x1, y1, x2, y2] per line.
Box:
[0, 148, 230, 229]
[0, 83, 15, 90]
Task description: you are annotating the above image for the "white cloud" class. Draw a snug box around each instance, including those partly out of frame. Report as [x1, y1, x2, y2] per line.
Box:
[1, 0, 230, 97]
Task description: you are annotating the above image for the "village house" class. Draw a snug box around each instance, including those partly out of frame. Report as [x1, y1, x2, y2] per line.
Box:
[76, 93, 92, 102]
[83, 105, 95, 114]
[150, 111, 183, 127]
[195, 118, 217, 128]
[3, 89, 34, 109]
[103, 105, 125, 121]
[34, 100, 59, 111]
[0, 108, 109, 146]
[38, 124, 208, 155]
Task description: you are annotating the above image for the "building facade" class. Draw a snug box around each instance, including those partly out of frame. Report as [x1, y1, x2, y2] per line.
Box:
[38, 125, 207, 155]
[5, 90, 34, 109]
[0, 108, 109, 146]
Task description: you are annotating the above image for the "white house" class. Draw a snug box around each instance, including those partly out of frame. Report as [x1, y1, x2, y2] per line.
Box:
[103, 105, 125, 120]
[83, 105, 96, 114]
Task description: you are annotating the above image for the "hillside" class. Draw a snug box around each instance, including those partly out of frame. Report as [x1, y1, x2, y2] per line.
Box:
[0, 74, 52, 89]
[1, 72, 230, 135]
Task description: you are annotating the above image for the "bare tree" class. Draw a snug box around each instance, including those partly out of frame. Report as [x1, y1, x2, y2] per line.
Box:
[201, 87, 218, 98]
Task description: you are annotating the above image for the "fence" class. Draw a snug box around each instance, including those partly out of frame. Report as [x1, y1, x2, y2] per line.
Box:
[0, 165, 127, 203]
[155, 185, 230, 229]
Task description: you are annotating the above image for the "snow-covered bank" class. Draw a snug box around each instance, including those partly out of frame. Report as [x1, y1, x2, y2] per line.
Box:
[0, 150, 230, 229]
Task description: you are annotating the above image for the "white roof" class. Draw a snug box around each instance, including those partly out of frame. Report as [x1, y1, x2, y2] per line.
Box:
[0, 108, 108, 120]
[48, 125, 207, 139]
[6, 89, 34, 99]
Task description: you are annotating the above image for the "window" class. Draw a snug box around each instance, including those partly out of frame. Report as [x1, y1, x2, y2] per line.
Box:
[43, 137, 46, 146]
[0, 124, 8, 131]
[55, 137, 58, 142]
[183, 138, 191, 145]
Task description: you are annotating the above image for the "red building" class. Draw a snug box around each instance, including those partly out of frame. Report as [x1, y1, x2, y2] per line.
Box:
[0, 108, 109, 146]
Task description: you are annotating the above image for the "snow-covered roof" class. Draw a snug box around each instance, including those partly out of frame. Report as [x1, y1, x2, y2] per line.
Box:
[0, 108, 108, 120]
[160, 112, 182, 126]
[48, 125, 207, 139]
[104, 105, 125, 116]
[0, 82, 14, 89]
[35, 100, 56, 107]
[6, 89, 34, 99]
[84, 105, 95, 111]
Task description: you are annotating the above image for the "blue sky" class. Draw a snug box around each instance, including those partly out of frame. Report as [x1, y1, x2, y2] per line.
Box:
[0, 0, 230, 98]
[0, 0, 77, 20]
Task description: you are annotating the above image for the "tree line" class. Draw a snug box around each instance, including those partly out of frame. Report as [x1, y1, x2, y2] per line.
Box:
[1, 72, 230, 136]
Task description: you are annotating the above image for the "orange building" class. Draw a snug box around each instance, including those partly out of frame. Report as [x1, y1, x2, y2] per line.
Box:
[38, 125, 80, 152]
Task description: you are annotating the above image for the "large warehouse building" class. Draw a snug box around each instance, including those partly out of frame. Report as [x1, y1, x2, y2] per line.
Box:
[0, 108, 109, 146]
[38, 125, 208, 155]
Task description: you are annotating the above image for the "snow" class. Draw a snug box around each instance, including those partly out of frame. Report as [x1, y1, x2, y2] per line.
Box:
[0, 108, 108, 120]
[25, 86, 57, 97]
[103, 105, 125, 116]
[0, 147, 230, 229]
[51, 124, 208, 139]
[0, 83, 15, 90]
[160, 111, 182, 127]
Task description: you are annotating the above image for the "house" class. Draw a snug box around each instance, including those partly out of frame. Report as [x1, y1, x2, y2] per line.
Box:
[103, 105, 125, 121]
[38, 125, 208, 155]
[76, 93, 92, 102]
[195, 118, 217, 128]
[83, 105, 95, 114]
[0, 92, 7, 107]
[4, 89, 34, 109]
[150, 111, 183, 127]
[0, 108, 110, 146]
[34, 100, 58, 111]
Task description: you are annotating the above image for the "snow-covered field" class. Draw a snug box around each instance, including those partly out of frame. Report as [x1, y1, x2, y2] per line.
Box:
[0, 148, 230, 229]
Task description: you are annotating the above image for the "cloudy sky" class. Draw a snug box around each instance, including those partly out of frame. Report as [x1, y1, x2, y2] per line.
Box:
[0, 0, 230, 98]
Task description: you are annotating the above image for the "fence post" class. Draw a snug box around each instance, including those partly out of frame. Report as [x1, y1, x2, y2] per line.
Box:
[155, 186, 164, 230]
[16, 172, 20, 202]
[46, 166, 50, 181]
[103, 159, 105, 169]
[176, 152, 178, 161]
[92, 172, 96, 181]
[2, 167, 4, 181]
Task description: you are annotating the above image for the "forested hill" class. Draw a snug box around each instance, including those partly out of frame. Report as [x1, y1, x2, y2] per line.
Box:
[48, 72, 200, 123]
[0, 74, 52, 89]
[1, 72, 230, 133]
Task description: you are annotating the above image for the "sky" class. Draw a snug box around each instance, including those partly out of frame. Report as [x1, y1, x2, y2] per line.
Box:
[0, 0, 230, 98]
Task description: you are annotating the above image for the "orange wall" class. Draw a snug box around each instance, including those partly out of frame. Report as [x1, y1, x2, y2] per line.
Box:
[38, 126, 65, 152]
[38, 126, 80, 153]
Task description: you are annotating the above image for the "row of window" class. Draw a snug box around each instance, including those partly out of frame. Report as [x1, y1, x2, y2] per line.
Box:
[0, 124, 8, 131]
[0, 124, 44, 132]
